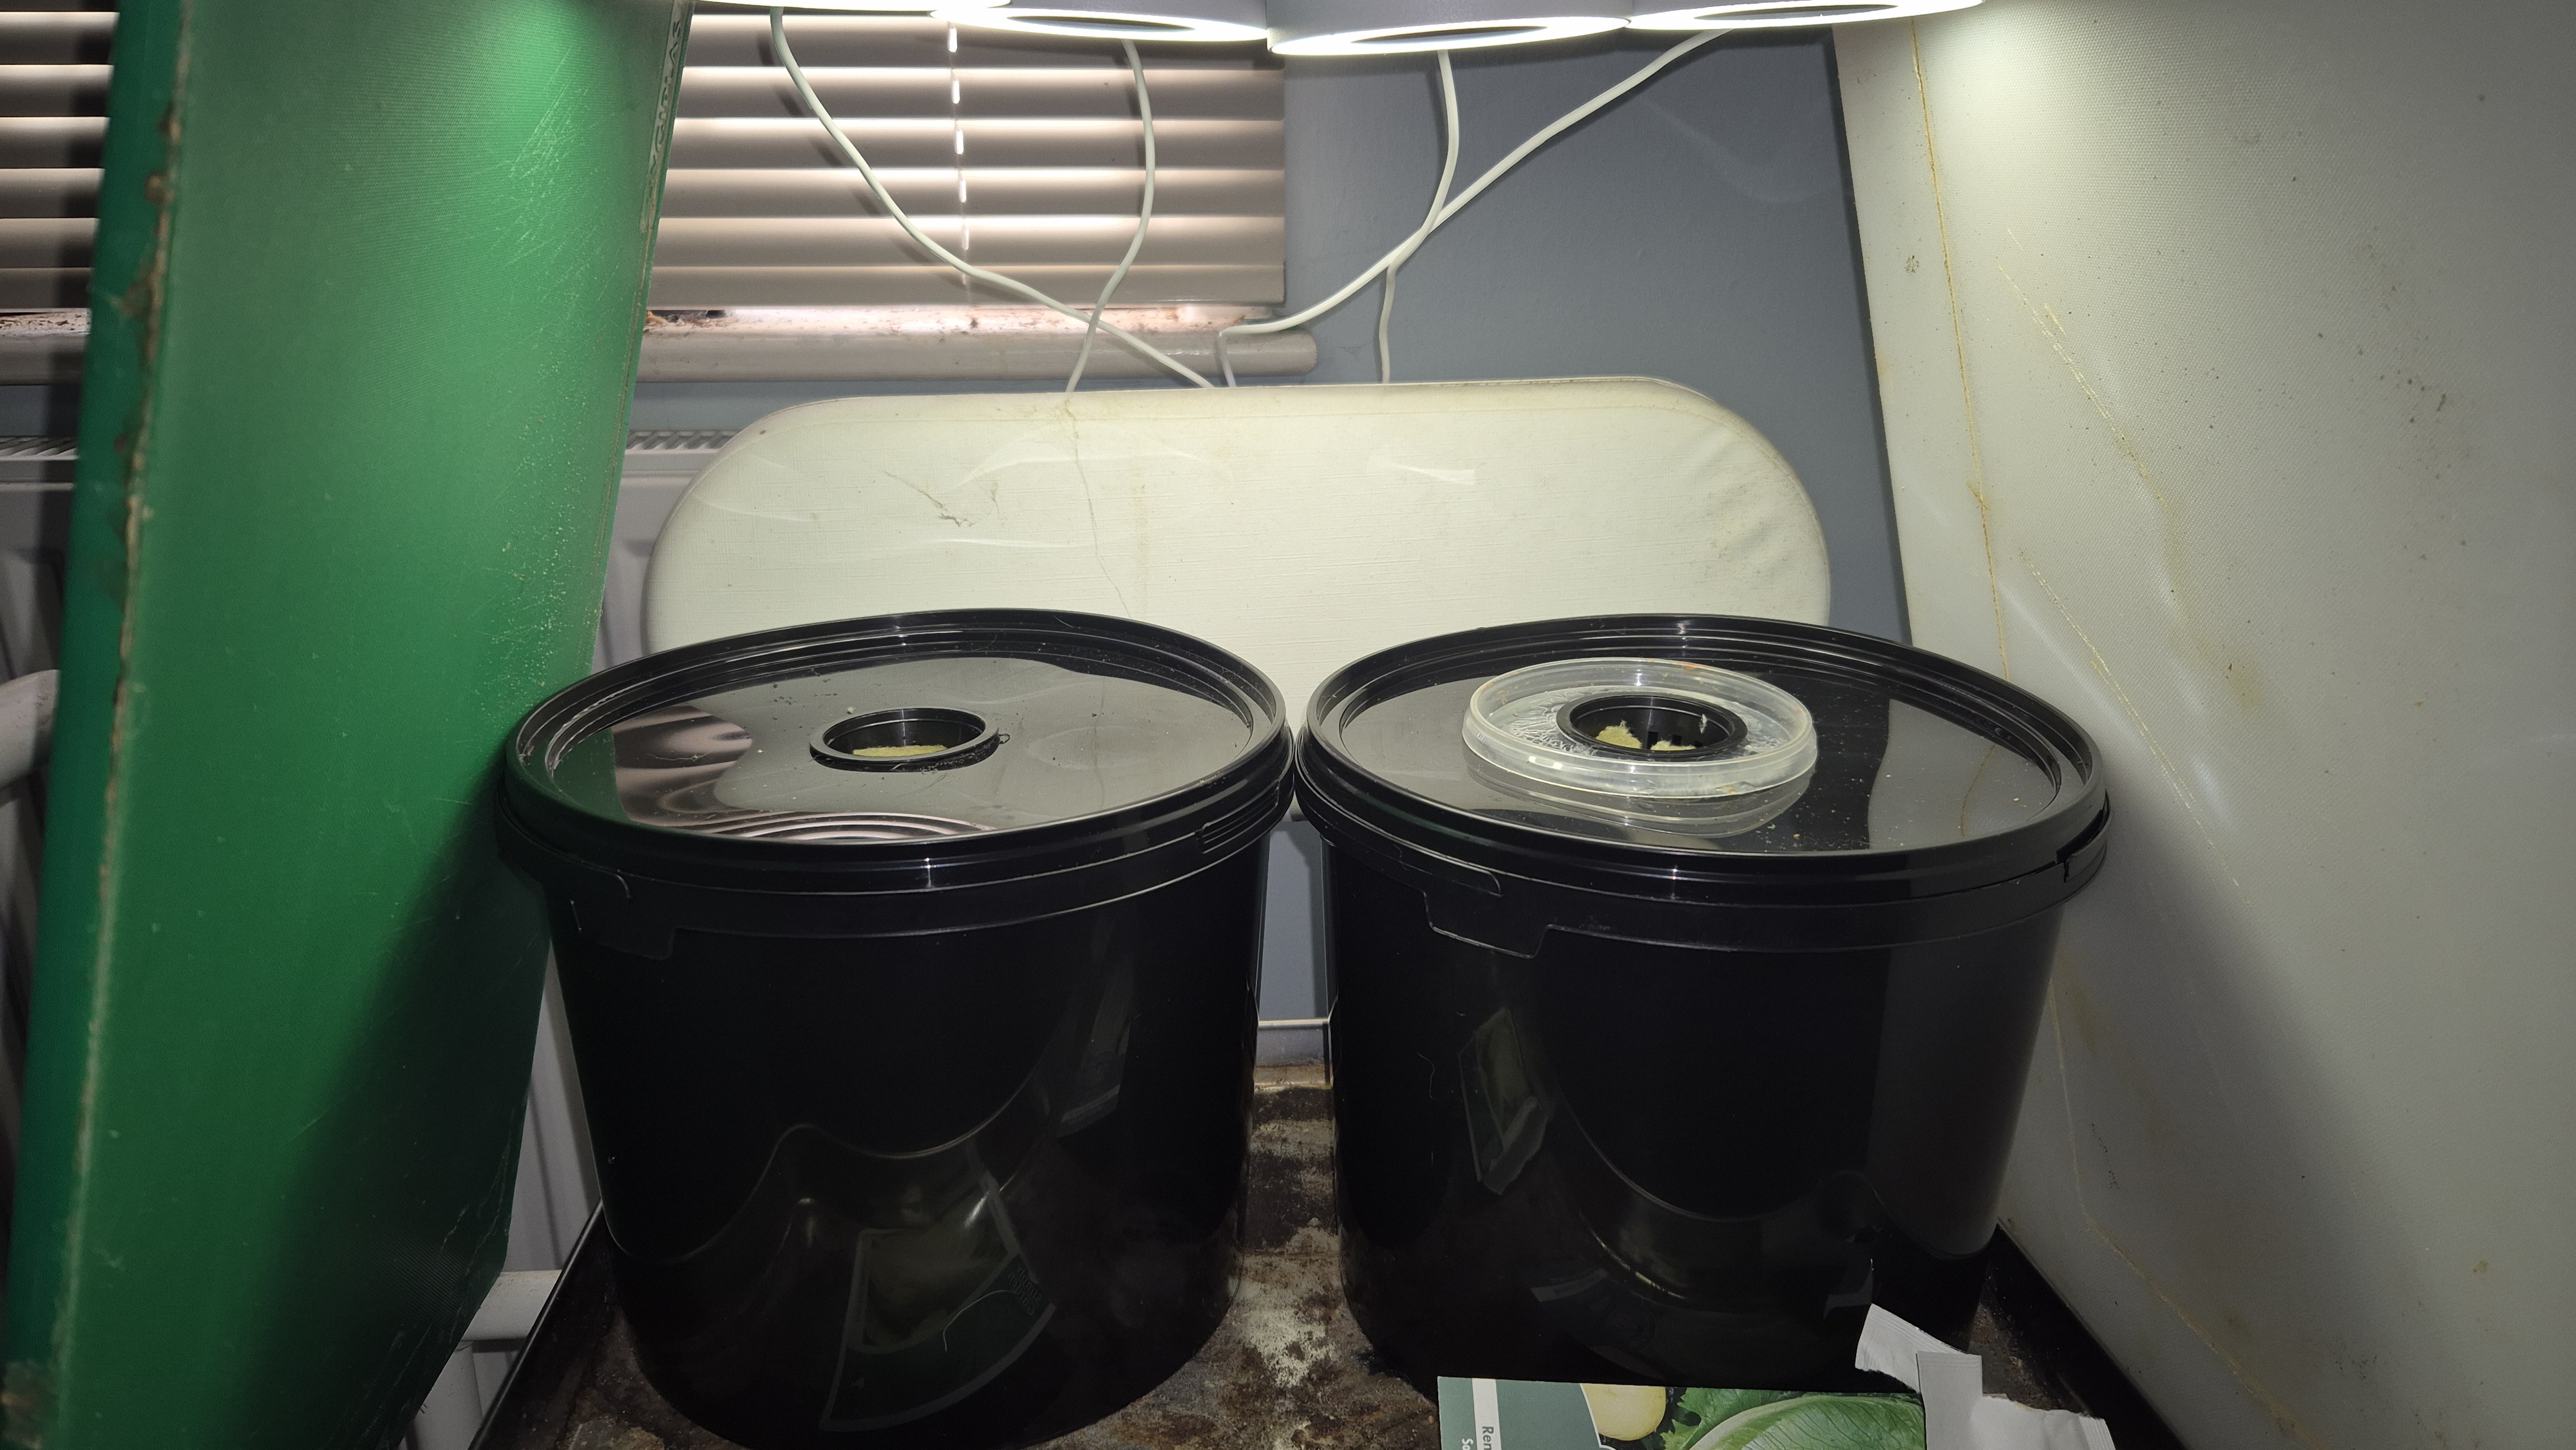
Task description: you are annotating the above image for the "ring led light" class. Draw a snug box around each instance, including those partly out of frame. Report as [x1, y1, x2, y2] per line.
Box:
[1627, 0, 1975, 30]
[1269, 0, 1628, 53]
[941, 0, 1268, 39]
[753, 0, 996, 12]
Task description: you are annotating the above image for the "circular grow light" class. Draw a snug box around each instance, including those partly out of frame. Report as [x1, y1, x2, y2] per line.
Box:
[942, 0, 1269, 39]
[1269, 0, 1629, 55]
[750, 0, 998, 12]
[1628, 0, 1976, 30]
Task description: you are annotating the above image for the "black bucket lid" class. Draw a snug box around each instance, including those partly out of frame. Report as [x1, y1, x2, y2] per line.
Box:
[501, 610, 1289, 943]
[1296, 616, 2107, 953]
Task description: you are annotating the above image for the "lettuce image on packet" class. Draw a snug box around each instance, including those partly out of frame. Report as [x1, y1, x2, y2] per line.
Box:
[1438, 1377, 1924, 1450]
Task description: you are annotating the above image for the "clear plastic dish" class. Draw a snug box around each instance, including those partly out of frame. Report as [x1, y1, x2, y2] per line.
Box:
[1461, 657, 1817, 822]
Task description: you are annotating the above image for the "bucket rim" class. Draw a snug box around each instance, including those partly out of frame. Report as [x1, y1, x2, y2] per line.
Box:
[1296, 614, 2109, 912]
[500, 608, 1291, 900]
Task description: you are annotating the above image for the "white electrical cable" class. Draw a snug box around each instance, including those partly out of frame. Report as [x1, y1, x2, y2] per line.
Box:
[1068, 41, 1155, 393]
[770, 10, 1215, 389]
[1376, 52, 1459, 386]
[1217, 29, 1729, 386]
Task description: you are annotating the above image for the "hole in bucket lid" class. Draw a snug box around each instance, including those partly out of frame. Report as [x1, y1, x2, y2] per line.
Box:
[813, 708, 1004, 772]
[1557, 693, 1747, 760]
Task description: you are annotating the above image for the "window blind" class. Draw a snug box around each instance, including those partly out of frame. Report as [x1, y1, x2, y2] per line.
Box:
[658, 12, 1284, 308]
[0, 6, 1285, 319]
[0, 5, 109, 312]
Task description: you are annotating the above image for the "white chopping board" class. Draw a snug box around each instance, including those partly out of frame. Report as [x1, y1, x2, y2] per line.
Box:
[643, 377, 1830, 719]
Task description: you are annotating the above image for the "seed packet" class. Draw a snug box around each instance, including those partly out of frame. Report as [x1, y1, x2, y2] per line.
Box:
[1437, 1376, 1926, 1450]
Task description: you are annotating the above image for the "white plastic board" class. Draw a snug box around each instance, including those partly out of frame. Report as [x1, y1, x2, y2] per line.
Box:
[641, 378, 1830, 720]
[1837, 6, 2575, 1449]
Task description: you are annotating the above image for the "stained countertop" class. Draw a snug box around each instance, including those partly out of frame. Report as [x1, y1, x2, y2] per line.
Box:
[472, 1065, 2178, 1450]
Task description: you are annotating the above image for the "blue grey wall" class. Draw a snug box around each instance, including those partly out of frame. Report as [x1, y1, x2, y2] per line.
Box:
[1280, 33, 1903, 639]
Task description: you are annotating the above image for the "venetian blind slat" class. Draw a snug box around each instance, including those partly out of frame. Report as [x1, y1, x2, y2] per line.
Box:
[654, 12, 1284, 308]
[0, 9, 111, 312]
[0, 6, 1285, 318]
[0, 217, 88, 267]
[0, 166, 94, 215]
[655, 214, 1279, 268]
[660, 167, 1278, 218]
[681, 13, 1264, 70]
[677, 67, 1278, 120]
[664, 117, 1280, 171]
[0, 12, 113, 63]
[649, 263, 1276, 310]
[0, 118, 103, 170]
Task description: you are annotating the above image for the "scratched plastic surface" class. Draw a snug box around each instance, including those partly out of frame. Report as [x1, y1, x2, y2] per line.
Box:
[1300, 617, 2107, 1389]
[507, 613, 1292, 1449]
[1337, 672, 2058, 852]
[576, 654, 1252, 838]
[556, 849, 1269, 1450]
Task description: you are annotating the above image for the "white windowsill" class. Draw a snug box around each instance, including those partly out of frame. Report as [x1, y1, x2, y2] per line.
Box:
[637, 305, 1312, 382]
[0, 306, 1316, 385]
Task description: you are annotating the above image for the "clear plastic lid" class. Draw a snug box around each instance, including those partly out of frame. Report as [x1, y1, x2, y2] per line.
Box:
[1324, 634, 2066, 854]
[1462, 657, 1819, 829]
[551, 648, 1262, 843]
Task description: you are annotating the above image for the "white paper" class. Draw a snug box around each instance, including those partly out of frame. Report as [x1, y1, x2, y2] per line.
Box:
[1853, 1304, 2119, 1450]
[1918, 1351, 1984, 1450]
[1971, 1396, 2119, 1450]
[1856, 1304, 1954, 1389]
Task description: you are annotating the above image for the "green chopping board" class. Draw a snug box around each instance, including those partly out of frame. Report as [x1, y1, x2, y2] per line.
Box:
[1, 2, 690, 1444]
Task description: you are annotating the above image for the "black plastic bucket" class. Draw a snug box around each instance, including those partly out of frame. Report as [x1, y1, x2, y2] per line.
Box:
[1296, 616, 2107, 1388]
[499, 610, 1291, 1450]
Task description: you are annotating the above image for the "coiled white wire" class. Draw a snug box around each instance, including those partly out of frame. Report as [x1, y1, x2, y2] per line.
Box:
[770, 10, 1213, 389]
[1069, 41, 1155, 393]
[1376, 52, 1459, 385]
[1218, 30, 1729, 386]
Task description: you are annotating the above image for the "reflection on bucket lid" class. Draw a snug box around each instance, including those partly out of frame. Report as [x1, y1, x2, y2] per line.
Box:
[589, 652, 1257, 842]
[1309, 616, 2098, 863]
[510, 610, 1284, 852]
